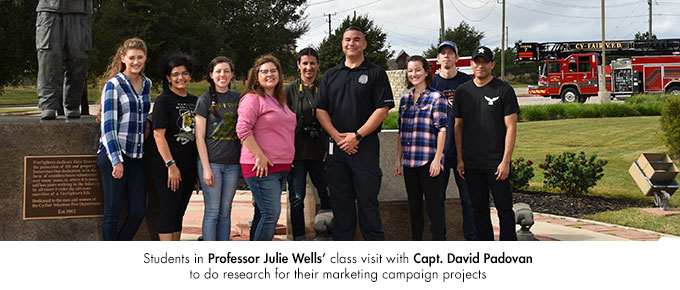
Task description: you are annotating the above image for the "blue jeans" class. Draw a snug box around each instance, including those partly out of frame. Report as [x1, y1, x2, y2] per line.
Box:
[440, 158, 477, 240]
[245, 170, 288, 241]
[198, 161, 240, 241]
[97, 150, 146, 241]
[287, 159, 332, 241]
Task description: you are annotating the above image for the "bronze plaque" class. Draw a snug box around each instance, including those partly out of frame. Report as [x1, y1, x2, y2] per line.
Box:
[24, 155, 104, 220]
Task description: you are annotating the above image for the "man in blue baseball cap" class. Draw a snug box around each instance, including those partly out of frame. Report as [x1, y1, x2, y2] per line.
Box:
[431, 40, 476, 241]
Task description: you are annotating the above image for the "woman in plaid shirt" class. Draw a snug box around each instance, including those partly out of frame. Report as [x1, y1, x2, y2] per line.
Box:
[96, 38, 151, 241]
[395, 55, 447, 241]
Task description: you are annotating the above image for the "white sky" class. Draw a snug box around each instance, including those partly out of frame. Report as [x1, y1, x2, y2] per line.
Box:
[296, 0, 680, 56]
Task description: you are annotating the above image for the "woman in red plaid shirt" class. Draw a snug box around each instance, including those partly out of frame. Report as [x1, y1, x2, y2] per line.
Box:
[395, 55, 448, 241]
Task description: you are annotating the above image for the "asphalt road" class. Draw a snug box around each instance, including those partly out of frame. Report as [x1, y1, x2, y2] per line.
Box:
[515, 87, 625, 106]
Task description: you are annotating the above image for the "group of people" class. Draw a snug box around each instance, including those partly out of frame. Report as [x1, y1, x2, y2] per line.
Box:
[95, 26, 520, 242]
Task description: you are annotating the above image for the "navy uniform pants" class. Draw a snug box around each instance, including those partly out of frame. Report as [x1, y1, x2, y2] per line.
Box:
[326, 135, 385, 241]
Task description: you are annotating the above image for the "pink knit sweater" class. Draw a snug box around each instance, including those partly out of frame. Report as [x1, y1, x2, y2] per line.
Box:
[236, 92, 296, 165]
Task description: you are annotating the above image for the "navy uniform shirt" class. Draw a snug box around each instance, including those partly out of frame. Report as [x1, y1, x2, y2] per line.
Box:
[314, 59, 394, 137]
[430, 72, 473, 161]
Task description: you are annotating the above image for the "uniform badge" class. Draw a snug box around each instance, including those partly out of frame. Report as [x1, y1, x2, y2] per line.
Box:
[358, 74, 368, 84]
[484, 96, 499, 106]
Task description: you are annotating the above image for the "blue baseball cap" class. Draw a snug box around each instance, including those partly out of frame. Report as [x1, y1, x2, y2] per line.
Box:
[438, 41, 458, 55]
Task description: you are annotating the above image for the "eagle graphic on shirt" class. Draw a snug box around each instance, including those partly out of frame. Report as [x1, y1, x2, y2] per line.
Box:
[484, 96, 499, 106]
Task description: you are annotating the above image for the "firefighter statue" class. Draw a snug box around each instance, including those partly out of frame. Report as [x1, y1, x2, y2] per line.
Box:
[36, 0, 92, 120]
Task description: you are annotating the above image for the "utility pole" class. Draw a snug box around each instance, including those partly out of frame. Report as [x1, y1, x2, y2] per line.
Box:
[599, 0, 610, 103]
[648, 0, 652, 39]
[439, 0, 445, 43]
[501, 0, 506, 81]
[324, 13, 336, 35]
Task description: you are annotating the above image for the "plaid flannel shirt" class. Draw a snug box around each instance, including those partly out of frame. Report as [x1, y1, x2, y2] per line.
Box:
[98, 72, 151, 165]
[398, 87, 447, 168]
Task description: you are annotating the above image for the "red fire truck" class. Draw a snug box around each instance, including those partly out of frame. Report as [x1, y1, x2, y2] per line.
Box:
[516, 39, 680, 102]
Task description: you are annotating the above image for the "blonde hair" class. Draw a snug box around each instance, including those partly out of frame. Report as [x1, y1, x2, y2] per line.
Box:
[241, 54, 286, 106]
[97, 38, 148, 122]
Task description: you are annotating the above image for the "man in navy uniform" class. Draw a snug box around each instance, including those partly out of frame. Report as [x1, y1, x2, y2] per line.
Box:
[314, 26, 394, 241]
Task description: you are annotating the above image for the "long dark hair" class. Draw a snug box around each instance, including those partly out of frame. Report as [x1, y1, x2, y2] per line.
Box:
[242, 54, 286, 106]
[206, 56, 235, 117]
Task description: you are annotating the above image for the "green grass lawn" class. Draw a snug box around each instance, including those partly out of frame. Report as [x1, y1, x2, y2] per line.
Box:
[509, 82, 531, 89]
[515, 115, 680, 235]
[0, 80, 247, 106]
[515, 116, 672, 203]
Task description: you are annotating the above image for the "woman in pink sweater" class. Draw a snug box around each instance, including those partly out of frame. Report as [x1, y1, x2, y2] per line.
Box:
[236, 55, 296, 241]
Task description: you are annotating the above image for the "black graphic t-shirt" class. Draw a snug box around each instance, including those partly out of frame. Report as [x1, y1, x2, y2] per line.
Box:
[431, 72, 473, 161]
[194, 90, 241, 164]
[454, 78, 520, 169]
[152, 90, 198, 159]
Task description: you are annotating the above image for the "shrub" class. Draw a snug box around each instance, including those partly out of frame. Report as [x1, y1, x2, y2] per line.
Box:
[660, 97, 680, 158]
[625, 94, 675, 105]
[538, 151, 608, 195]
[509, 157, 534, 191]
[383, 110, 398, 130]
[518, 102, 661, 122]
[519, 105, 549, 121]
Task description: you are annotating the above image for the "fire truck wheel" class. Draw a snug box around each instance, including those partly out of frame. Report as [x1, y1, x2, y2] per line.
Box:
[560, 88, 580, 103]
[666, 85, 680, 95]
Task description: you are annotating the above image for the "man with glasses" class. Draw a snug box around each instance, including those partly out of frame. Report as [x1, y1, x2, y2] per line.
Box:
[431, 41, 476, 241]
[314, 26, 394, 241]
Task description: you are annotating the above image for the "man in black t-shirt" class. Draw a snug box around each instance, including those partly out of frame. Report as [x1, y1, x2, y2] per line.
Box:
[454, 46, 519, 241]
[430, 40, 475, 241]
[314, 26, 394, 241]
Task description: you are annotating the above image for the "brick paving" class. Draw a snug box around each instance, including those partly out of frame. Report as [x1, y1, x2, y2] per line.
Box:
[182, 193, 674, 241]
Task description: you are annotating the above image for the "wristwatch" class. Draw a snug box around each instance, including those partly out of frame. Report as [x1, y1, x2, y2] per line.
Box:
[354, 131, 363, 141]
[165, 160, 176, 167]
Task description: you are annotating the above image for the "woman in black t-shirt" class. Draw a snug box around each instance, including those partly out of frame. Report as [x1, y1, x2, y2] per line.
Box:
[151, 54, 199, 241]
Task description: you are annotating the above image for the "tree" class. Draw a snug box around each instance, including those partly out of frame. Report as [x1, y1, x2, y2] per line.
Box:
[423, 21, 484, 58]
[0, 0, 38, 93]
[213, 0, 308, 79]
[635, 31, 657, 40]
[90, 0, 308, 85]
[317, 14, 393, 75]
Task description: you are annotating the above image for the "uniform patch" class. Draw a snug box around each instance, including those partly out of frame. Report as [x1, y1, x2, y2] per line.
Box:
[358, 74, 368, 84]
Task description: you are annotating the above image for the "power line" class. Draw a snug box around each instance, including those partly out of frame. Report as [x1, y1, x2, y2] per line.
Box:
[371, 16, 431, 31]
[526, 0, 640, 9]
[448, 0, 496, 22]
[454, 0, 493, 9]
[307, 0, 335, 6]
[335, 0, 382, 14]
[609, 2, 645, 39]
[506, 2, 647, 19]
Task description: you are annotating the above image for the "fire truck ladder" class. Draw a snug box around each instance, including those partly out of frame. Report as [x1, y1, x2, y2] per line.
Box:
[516, 39, 680, 63]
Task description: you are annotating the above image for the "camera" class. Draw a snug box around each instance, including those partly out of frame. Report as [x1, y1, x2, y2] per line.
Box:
[302, 122, 321, 139]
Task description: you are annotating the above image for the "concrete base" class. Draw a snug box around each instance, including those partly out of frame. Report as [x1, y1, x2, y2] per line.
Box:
[0, 116, 102, 240]
[0, 116, 157, 240]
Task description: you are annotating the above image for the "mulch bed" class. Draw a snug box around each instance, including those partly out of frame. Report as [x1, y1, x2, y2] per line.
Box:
[510, 189, 654, 218]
